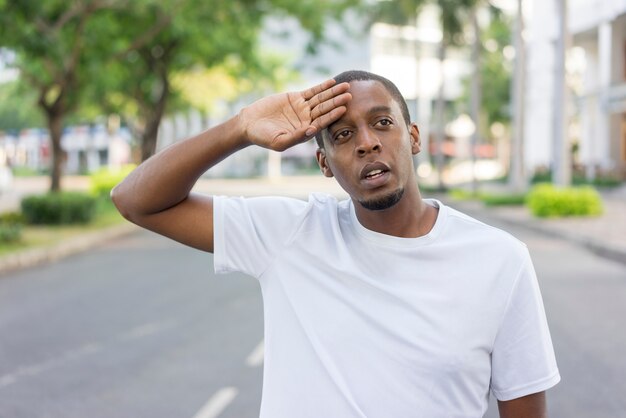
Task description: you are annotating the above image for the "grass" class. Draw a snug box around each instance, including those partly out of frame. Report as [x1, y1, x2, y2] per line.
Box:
[448, 188, 527, 207]
[0, 198, 126, 257]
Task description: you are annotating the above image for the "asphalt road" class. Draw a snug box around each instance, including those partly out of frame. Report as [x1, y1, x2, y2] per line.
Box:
[1, 219, 625, 418]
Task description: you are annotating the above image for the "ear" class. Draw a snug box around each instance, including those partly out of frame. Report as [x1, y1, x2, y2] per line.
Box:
[316, 148, 334, 178]
[409, 123, 421, 155]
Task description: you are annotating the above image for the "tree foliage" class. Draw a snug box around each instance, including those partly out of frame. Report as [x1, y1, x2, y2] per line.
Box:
[0, 0, 362, 188]
[458, 10, 512, 135]
[97, 0, 361, 161]
[0, 0, 151, 191]
[0, 80, 45, 131]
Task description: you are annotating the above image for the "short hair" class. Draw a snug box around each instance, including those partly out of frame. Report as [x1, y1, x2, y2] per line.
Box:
[314, 70, 411, 148]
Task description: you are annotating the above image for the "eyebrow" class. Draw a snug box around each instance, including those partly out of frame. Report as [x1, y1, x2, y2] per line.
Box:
[366, 105, 393, 116]
[327, 105, 394, 133]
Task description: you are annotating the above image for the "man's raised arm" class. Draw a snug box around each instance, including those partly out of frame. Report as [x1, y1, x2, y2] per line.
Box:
[111, 79, 351, 253]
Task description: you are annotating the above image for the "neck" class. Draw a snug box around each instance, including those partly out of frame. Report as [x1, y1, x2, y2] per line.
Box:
[352, 184, 437, 238]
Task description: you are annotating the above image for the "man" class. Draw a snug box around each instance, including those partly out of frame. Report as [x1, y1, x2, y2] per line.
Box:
[112, 70, 560, 417]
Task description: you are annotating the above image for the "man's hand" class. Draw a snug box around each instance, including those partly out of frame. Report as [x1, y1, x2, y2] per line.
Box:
[112, 78, 352, 253]
[239, 79, 352, 151]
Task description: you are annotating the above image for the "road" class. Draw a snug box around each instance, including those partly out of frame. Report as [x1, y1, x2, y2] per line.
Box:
[0, 231, 264, 418]
[1, 219, 625, 417]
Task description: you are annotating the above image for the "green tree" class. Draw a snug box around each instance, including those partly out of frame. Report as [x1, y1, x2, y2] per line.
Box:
[0, 0, 167, 191]
[0, 0, 360, 189]
[459, 9, 512, 133]
[95, 0, 361, 162]
[0, 80, 45, 131]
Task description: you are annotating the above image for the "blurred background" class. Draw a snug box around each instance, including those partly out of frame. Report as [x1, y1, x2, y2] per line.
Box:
[0, 0, 625, 417]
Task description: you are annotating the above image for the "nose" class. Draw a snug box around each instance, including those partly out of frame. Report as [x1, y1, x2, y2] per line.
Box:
[355, 129, 381, 156]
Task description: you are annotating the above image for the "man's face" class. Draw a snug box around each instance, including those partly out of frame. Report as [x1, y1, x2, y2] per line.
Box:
[316, 80, 420, 210]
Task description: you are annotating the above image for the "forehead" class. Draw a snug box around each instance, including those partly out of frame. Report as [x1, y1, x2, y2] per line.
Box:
[345, 80, 399, 114]
[319, 79, 404, 145]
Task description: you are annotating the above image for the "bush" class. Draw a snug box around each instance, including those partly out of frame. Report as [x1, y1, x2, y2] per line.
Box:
[0, 212, 24, 243]
[89, 165, 136, 197]
[480, 193, 527, 206]
[448, 188, 479, 201]
[21, 192, 98, 225]
[526, 183, 603, 218]
[448, 189, 527, 206]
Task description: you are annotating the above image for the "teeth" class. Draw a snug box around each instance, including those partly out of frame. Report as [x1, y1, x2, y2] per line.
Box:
[366, 169, 383, 178]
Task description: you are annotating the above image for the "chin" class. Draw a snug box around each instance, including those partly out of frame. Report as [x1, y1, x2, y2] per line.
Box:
[358, 188, 404, 211]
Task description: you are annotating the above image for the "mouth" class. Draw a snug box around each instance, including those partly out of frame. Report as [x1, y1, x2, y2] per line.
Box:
[360, 162, 391, 187]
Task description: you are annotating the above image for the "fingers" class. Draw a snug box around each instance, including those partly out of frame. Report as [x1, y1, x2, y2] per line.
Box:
[306, 82, 350, 110]
[298, 79, 352, 138]
[301, 79, 337, 100]
[310, 106, 348, 133]
[310, 92, 351, 121]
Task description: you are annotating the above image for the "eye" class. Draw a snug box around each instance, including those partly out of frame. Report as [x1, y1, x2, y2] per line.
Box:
[333, 129, 352, 142]
[376, 118, 393, 127]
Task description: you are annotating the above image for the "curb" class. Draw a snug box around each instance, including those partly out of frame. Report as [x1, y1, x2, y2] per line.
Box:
[0, 223, 139, 276]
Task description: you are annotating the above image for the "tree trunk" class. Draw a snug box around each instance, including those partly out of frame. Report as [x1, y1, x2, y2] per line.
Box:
[469, 8, 481, 194]
[140, 72, 170, 162]
[434, 41, 447, 191]
[47, 111, 65, 192]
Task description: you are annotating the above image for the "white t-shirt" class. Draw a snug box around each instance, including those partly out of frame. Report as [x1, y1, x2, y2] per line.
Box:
[213, 193, 560, 418]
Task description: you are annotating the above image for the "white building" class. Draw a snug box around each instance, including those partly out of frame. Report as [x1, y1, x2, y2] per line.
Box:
[525, 0, 626, 179]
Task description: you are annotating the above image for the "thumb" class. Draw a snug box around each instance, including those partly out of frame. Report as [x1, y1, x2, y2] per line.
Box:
[305, 125, 317, 137]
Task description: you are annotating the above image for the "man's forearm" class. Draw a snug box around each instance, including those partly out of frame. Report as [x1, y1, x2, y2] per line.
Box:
[111, 114, 248, 222]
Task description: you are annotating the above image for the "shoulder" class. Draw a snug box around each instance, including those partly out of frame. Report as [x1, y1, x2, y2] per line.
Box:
[214, 192, 342, 219]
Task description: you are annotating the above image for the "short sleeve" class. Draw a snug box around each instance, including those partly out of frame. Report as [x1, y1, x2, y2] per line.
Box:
[490, 250, 561, 401]
[213, 195, 310, 278]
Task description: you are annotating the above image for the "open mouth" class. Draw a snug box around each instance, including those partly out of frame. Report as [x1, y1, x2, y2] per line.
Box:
[360, 162, 391, 188]
[360, 162, 391, 181]
[364, 169, 387, 180]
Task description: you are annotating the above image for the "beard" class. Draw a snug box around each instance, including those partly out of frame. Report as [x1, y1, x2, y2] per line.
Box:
[358, 188, 404, 211]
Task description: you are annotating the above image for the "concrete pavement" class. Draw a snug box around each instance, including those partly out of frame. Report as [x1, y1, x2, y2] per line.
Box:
[439, 186, 626, 266]
[1, 175, 625, 275]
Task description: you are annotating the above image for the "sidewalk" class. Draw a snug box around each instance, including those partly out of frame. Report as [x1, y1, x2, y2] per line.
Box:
[1, 176, 625, 275]
[438, 187, 626, 266]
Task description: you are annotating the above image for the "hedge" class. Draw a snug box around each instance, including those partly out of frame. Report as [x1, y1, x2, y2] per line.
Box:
[0, 212, 24, 243]
[480, 193, 527, 207]
[526, 183, 603, 218]
[21, 192, 98, 225]
[89, 165, 136, 197]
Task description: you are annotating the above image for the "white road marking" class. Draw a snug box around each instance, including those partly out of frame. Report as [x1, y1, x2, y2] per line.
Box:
[0, 319, 175, 390]
[0, 342, 102, 389]
[117, 320, 174, 341]
[245, 339, 264, 368]
[192, 387, 239, 418]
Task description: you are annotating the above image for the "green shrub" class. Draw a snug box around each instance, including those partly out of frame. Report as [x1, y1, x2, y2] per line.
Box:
[448, 188, 479, 201]
[0, 212, 24, 243]
[480, 193, 527, 206]
[89, 165, 136, 197]
[21, 192, 97, 225]
[449, 189, 527, 206]
[526, 183, 603, 218]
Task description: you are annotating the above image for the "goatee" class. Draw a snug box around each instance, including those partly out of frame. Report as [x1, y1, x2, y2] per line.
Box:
[358, 188, 404, 211]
